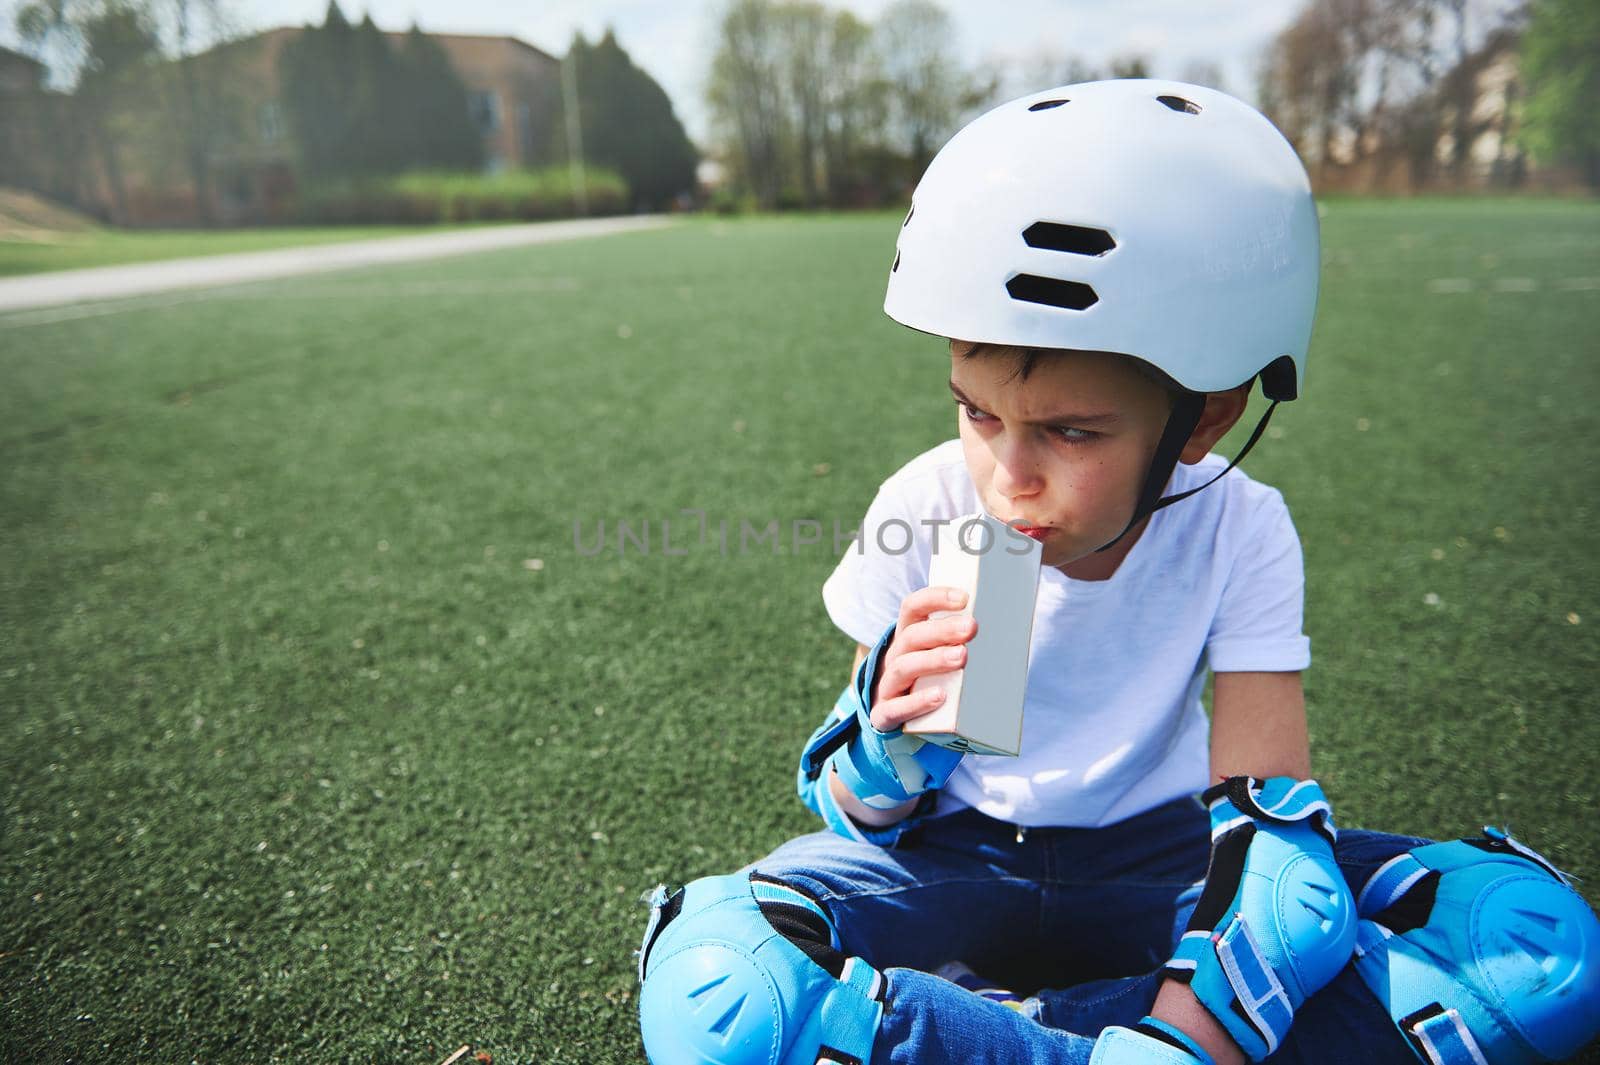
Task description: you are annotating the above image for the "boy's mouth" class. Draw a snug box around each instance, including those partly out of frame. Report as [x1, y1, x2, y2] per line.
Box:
[1012, 525, 1054, 541]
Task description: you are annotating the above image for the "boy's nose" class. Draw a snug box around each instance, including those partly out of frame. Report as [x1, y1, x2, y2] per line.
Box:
[990, 443, 1046, 499]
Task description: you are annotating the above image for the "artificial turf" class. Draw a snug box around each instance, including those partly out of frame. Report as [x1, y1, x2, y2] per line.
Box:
[2, 201, 1597, 1062]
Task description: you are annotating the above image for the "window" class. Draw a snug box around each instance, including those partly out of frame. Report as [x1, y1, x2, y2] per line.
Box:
[467, 90, 501, 135]
[258, 101, 283, 144]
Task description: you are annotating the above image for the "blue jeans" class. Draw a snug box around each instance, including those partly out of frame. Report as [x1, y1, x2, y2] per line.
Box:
[742, 798, 1432, 1064]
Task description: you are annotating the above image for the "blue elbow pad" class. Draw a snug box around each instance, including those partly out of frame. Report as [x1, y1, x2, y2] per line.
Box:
[1162, 776, 1356, 1061]
[796, 621, 962, 845]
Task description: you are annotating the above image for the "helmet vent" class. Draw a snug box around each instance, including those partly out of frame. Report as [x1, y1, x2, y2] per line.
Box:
[1027, 98, 1069, 112]
[1157, 95, 1201, 115]
[902, 205, 914, 227]
[1022, 222, 1116, 257]
[891, 248, 901, 273]
[1006, 274, 1099, 311]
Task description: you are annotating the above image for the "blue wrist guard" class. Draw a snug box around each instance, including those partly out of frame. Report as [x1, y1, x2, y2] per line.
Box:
[1161, 776, 1357, 1061]
[1090, 1018, 1217, 1064]
[1353, 827, 1600, 1065]
[798, 621, 963, 811]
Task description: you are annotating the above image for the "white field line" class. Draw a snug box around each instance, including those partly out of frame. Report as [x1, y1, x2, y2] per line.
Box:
[0, 276, 584, 328]
[0, 214, 672, 313]
[1426, 276, 1600, 294]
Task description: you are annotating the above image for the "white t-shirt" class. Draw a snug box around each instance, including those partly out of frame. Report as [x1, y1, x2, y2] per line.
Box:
[821, 438, 1311, 828]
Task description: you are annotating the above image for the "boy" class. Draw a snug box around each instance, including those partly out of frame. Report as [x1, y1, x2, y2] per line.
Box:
[636, 80, 1600, 1064]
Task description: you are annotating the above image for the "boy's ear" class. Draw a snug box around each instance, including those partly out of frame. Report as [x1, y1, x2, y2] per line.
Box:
[1179, 385, 1252, 465]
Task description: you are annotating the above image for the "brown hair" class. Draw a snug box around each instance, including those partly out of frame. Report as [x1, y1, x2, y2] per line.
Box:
[951, 340, 1187, 402]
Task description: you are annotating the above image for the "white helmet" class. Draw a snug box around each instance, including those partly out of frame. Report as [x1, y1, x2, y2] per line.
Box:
[885, 78, 1318, 401]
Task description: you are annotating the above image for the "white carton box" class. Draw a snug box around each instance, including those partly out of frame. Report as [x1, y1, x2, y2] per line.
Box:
[904, 512, 1042, 756]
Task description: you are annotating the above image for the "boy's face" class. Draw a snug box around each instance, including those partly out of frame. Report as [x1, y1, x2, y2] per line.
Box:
[948, 343, 1174, 570]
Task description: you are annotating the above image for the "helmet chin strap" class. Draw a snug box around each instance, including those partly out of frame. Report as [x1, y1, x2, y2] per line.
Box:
[1094, 392, 1281, 553]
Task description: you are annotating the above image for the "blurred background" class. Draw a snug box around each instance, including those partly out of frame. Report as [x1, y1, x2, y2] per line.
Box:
[0, 0, 1595, 236]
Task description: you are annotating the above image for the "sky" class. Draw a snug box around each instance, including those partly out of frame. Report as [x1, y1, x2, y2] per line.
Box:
[193, 0, 1302, 143]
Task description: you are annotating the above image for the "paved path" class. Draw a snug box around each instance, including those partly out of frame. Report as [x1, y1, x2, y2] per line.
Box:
[0, 214, 675, 313]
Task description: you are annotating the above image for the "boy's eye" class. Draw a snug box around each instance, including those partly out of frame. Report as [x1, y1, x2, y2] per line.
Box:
[957, 402, 1095, 444]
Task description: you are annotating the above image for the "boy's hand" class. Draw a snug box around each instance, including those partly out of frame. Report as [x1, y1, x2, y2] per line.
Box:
[870, 586, 977, 731]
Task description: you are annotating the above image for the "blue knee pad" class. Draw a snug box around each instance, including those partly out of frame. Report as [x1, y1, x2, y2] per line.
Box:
[636, 872, 886, 1065]
[1353, 828, 1600, 1064]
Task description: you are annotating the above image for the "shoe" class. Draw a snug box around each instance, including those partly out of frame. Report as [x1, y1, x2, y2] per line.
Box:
[933, 960, 1026, 1010]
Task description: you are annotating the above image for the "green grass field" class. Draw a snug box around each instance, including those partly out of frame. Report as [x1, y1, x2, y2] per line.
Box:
[0, 224, 496, 278]
[3, 201, 1598, 1063]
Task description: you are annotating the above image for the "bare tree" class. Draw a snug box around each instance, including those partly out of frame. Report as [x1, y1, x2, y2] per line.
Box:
[708, 0, 791, 207]
[819, 9, 887, 205]
[778, 2, 830, 206]
[1260, 0, 1424, 178]
[15, 0, 242, 223]
[1179, 59, 1227, 93]
[979, 46, 1099, 106]
[875, 0, 961, 169]
[166, 0, 239, 223]
[1106, 53, 1152, 79]
[706, 0, 987, 206]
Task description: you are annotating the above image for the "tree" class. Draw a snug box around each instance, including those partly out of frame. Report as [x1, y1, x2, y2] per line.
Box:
[777, 2, 830, 206]
[562, 29, 697, 210]
[1518, 0, 1600, 187]
[15, 0, 163, 220]
[167, 0, 237, 223]
[708, 0, 790, 207]
[398, 27, 481, 173]
[875, 0, 960, 169]
[76, 4, 160, 221]
[278, 1, 358, 182]
[277, 2, 483, 183]
[1259, 0, 1440, 182]
[1106, 54, 1152, 79]
[819, 9, 889, 205]
[18, 0, 243, 222]
[1258, 0, 1531, 191]
[1179, 60, 1227, 93]
[705, 0, 986, 207]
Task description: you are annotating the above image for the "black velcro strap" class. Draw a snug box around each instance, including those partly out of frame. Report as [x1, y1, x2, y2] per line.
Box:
[749, 870, 830, 906]
[802, 712, 861, 782]
[759, 901, 848, 979]
[816, 1050, 863, 1065]
[1397, 1003, 1451, 1061]
[750, 873, 849, 980]
[638, 886, 685, 979]
[1370, 870, 1442, 935]
[1185, 822, 1256, 934]
[1132, 1021, 1195, 1054]
[1216, 776, 1301, 826]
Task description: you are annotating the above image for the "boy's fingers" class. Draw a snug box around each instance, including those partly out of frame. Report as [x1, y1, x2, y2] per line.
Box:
[901, 613, 976, 655]
[870, 686, 948, 731]
[897, 585, 967, 632]
[878, 645, 966, 703]
[876, 586, 975, 705]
